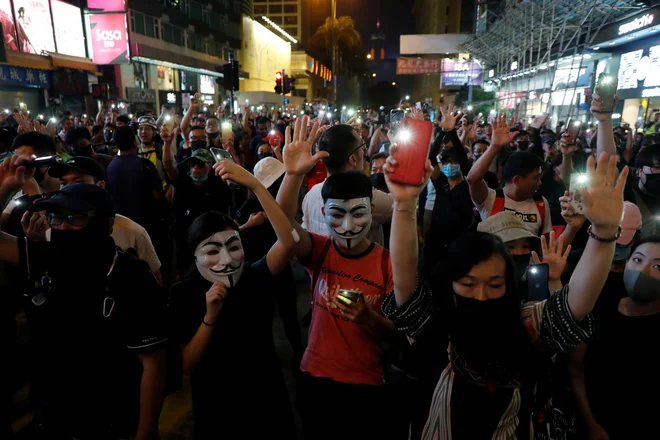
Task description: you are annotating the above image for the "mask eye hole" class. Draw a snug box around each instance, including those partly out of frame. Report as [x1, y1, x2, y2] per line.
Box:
[206, 250, 219, 256]
[229, 245, 241, 252]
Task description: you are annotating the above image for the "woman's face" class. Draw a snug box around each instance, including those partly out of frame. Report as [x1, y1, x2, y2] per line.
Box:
[506, 237, 533, 256]
[453, 254, 507, 301]
[626, 243, 660, 280]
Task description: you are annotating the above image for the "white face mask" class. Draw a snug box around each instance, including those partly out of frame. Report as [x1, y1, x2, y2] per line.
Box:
[324, 197, 372, 249]
[194, 230, 245, 288]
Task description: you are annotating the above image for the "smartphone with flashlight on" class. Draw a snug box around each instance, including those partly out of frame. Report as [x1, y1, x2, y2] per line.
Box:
[564, 119, 581, 144]
[336, 289, 360, 306]
[569, 172, 589, 215]
[527, 263, 549, 301]
[24, 156, 63, 168]
[597, 73, 618, 113]
[221, 122, 233, 144]
[389, 118, 434, 186]
[390, 109, 405, 136]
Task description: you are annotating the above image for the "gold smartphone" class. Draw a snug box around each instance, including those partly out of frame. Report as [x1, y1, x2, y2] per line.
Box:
[337, 289, 360, 305]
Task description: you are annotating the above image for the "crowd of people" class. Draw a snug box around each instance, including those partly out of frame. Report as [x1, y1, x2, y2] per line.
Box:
[0, 87, 658, 440]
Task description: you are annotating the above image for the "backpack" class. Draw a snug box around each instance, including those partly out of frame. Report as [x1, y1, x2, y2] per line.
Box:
[490, 188, 546, 227]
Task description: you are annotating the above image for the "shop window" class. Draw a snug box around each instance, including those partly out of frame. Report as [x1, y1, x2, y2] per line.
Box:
[254, 5, 267, 15]
[270, 16, 283, 25]
[284, 16, 297, 25]
[283, 4, 297, 13]
[269, 5, 282, 13]
[132, 11, 146, 35]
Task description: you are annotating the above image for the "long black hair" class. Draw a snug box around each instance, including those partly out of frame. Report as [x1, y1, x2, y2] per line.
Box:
[187, 211, 240, 255]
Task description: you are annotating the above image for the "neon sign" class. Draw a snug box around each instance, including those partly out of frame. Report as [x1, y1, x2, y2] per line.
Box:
[619, 13, 655, 35]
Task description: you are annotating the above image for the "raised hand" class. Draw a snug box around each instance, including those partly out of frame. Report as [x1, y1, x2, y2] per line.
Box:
[438, 104, 461, 132]
[559, 134, 578, 156]
[14, 112, 33, 133]
[530, 112, 549, 130]
[204, 282, 228, 323]
[213, 159, 260, 190]
[581, 153, 628, 234]
[409, 107, 424, 121]
[532, 231, 571, 282]
[21, 210, 49, 242]
[383, 150, 433, 203]
[160, 125, 178, 145]
[491, 113, 519, 148]
[282, 115, 329, 176]
[245, 212, 267, 228]
[590, 87, 619, 121]
[34, 120, 48, 135]
[0, 155, 35, 193]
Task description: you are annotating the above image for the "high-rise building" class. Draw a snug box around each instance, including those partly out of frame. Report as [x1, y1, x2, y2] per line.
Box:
[253, 0, 302, 43]
[369, 20, 386, 60]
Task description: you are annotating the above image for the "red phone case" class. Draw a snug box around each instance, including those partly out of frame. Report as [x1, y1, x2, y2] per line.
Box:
[389, 118, 433, 186]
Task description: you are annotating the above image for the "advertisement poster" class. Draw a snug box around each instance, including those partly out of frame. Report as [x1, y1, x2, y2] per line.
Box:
[51, 0, 85, 58]
[12, 0, 56, 54]
[88, 13, 128, 64]
[0, 0, 19, 51]
[441, 59, 483, 86]
[396, 57, 441, 75]
[200, 74, 215, 95]
[86, 0, 125, 12]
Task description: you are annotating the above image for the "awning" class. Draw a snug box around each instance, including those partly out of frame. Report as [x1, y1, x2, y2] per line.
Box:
[49, 53, 96, 73]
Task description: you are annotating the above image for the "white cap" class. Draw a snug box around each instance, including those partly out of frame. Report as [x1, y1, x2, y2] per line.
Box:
[253, 156, 285, 189]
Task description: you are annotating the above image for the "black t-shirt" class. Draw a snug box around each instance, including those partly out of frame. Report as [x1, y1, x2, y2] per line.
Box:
[539, 166, 567, 228]
[171, 173, 230, 237]
[170, 258, 294, 437]
[18, 240, 168, 436]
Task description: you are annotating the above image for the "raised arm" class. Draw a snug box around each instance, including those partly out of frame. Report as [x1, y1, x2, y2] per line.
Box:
[383, 150, 433, 305]
[468, 114, 518, 205]
[0, 155, 35, 265]
[591, 88, 618, 158]
[242, 107, 252, 137]
[566, 153, 628, 320]
[155, 105, 168, 128]
[180, 103, 197, 140]
[160, 125, 179, 181]
[214, 159, 297, 276]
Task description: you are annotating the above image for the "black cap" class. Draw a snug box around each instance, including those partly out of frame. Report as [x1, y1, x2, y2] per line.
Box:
[117, 114, 130, 124]
[33, 184, 114, 218]
[64, 126, 92, 147]
[48, 157, 107, 182]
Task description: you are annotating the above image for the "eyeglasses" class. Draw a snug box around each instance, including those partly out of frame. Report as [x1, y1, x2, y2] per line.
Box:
[349, 142, 367, 157]
[642, 165, 660, 175]
[46, 212, 95, 227]
[190, 136, 208, 142]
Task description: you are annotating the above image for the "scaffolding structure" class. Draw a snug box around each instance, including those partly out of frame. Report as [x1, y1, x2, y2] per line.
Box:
[460, 0, 651, 120]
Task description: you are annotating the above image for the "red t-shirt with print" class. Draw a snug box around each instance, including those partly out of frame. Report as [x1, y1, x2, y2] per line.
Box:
[306, 161, 327, 191]
[301, 232, 393, 385]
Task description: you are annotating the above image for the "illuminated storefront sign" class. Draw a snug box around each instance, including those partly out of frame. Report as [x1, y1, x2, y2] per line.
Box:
[86, 0, 125, 12]
[51, 0, 85, 58]
[619, 13, 655, 35]
[166, 92, 176, 104]
[440, 59, 483, 86]
[200, 74, 215, 94]
[618, 44, 660, 91]
[642, 87, 660, 97]
[88, 13, 129, 64]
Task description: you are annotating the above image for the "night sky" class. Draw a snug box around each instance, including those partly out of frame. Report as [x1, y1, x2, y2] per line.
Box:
[337, 0, 415, 58]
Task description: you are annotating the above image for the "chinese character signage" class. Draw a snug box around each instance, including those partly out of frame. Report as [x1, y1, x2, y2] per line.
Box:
[12, 0, 56, 54]
[0, 65, 50, 87]
[88, 13, 129, 64]
[396, 57, 441, 75]
[441, 59, 483, 86]
[51, 0, 86, 58]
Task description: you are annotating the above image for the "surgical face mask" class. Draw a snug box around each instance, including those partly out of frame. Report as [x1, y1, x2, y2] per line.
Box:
[257, 153, 273, 162]
[194, 230, 245, 288]
[623, 267, 660, 303]
[442, 163, 461, 178]
[207, 131, 220, 140]
[324, 197, 372, 250]
[190, 173, 208, 183]
[613, 244, 632, 262]
[191, 140, 208, 151]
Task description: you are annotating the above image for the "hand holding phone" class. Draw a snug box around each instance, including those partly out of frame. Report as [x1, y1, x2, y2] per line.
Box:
[388, 118, 434, 186]
[526, 263, 549, 301]
[24, 156, 63, 168]
[390, 109, 405, 136]
[568, 173, 588, 215]
[594, 73, 618, 114]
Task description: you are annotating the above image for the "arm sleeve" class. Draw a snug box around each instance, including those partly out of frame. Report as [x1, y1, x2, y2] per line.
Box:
[299, 232, 329, 269]
[381, 276, 432, 340]
[473, 187, 496, 220]
[528, 128, 545, 160]
[429, 131, 446, 167]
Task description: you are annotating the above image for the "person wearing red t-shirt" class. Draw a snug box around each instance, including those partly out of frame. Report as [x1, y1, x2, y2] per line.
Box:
[277, 116, 417, 440]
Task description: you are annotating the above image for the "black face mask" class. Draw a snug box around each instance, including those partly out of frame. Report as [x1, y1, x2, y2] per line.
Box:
[257, 153, 273, 162]
[49, 217, 115, 276]
[642, 172, 660, 194]
[191, 140, 208, 151]
[207, 131, 220, 140]
[371, 173, 387, 191]
[73, 145, 93, 157]
[517, 141, 530, 151]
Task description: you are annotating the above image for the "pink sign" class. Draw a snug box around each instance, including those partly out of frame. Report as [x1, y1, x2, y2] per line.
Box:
[88, 13, 129, 65]
[87, 0, 125, 12]
[396, 57, 441, 75]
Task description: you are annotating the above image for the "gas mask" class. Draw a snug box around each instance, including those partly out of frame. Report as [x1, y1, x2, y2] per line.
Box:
[324, 197, 372, 250]
[194, 230, 245, 288]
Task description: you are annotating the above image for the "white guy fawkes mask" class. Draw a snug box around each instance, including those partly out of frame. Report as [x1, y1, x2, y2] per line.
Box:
[324, 197, 372, 249]
[194, 230, 245, 288]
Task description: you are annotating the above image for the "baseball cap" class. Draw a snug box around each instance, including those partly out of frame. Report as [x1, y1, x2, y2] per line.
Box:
[254, 156, 285, 189]
[618, 201, 642, 246]
[137, 116, 157, 129]
[33, 183, 114, 218]
[48, 157, 107, 182]
[190, 148, 214, 166]
[477, 211, 540, 245]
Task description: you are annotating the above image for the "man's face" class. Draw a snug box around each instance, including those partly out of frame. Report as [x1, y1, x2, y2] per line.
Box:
[485, 125, 493, 136]
[544, 144, 558, 163]
[62, 119, 73, 131]
[240, 135, 250, 147]
[371, 158, 386, 174]
[473, 142, 487, 159]
[189, 129, 208, 148]
[359, 126, 370, 141]
[206, 119, 219, 135]
[257, 123, 268, 133]
[194, 118, 206, 128]
[322, 197, 373, 250]
[190, 160, 211, 179]
[116, 120, 126, 127]
[138, 126, 154, 144]
[60, 171, 96, 188]
[105, 114, 113, 124]
[506, 237, 533, 256]
[516, 167, 543, 198]
[74, 138, 91, 150]
[49, 209, 95, 231]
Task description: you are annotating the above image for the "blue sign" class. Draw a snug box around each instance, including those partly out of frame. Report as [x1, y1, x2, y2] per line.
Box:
[283, 98, 289, 105]
[0, 65, 51, 88]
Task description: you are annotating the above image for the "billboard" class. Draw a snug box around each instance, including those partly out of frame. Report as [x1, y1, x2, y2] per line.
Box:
[51, 0, 85, 58]
[12, 0, 56, 54]
[200, 74, 215, 94]
[88, 13, 129, 64]
[86, 0, 125, 12]
[396, 57, 441, 75]
[0, 0, 19, 51]
[441, 59, 483, 86]
[240, 16, 291, 92]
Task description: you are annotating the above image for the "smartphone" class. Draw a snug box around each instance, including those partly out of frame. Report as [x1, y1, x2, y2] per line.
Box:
[527, 264, 549, 301]
[337, 289, 360, 305]
[597, 73, 618, 113]
[565, 119, 580, 144]
[221, 122, 233, 144]
[389, 118, 434, 186]
[569, 172, 588, 215]
[24, 156, 63, 168]
[390, 109, 405, 135]
[430, 110, 436, 122]
[210, 147, 234, 164]
[464, 109, 475, 125]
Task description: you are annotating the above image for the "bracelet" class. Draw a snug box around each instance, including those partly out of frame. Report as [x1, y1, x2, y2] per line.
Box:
[393, 203, 418, 213]
[586, 225, 621, 243]
[202, 319, 215, 327]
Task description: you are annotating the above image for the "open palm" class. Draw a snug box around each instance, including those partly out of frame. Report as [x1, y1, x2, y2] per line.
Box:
[532, 231, 571, 281]
[283, 115, 329, 176]
[438, 104, 461, 131]
[582, 153, 628, 229]
[491, 113, 518, 148]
